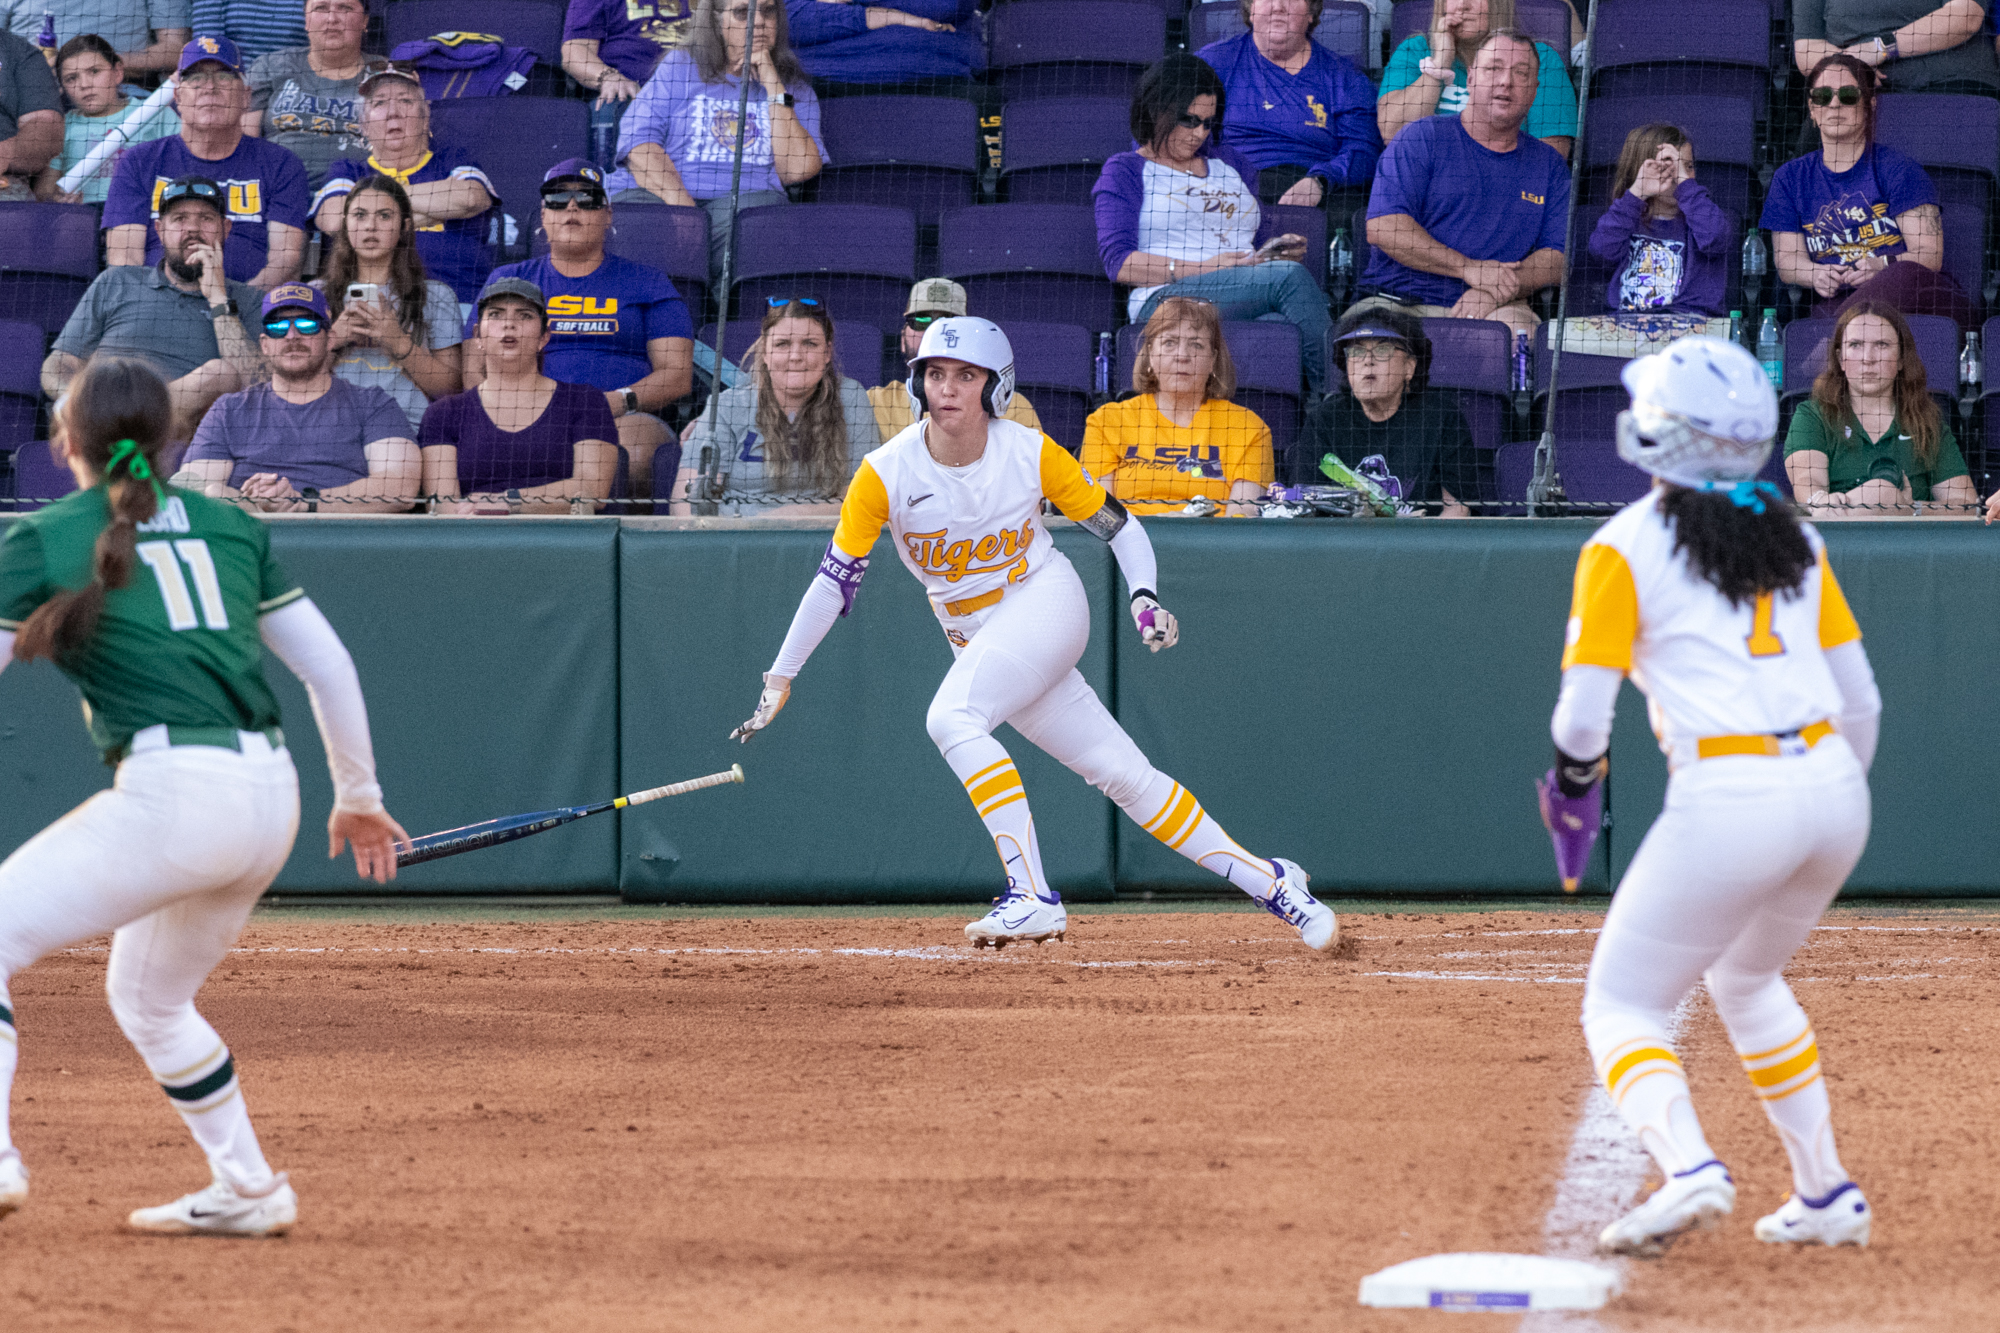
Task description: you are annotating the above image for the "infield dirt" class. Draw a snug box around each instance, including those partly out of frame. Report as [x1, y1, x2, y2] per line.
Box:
[0, 906, 1993, 1332]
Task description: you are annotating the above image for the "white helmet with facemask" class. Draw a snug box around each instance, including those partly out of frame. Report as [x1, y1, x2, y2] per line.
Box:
[1615, 335, 1778, 488]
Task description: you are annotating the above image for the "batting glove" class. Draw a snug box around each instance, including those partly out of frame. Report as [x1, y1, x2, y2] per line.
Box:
[729, 672, 792, 742]
[1130, 591, 1179, 653]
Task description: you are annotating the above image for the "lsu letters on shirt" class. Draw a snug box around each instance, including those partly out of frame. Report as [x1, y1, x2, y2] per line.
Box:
[832, 419, 1110, 615]
[1561, 490, 1861, 769]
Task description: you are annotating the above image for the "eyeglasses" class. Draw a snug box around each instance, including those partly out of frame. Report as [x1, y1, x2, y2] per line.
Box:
[1342, 343, 1407, 363]
[766, 296, 823, 309]
[179, 69, 241, 87]
[263, 315, 324, 337]
[1809, 85, 1863, 106]
[541, 189, 606, 211]
[905, 311, 950, 331]
[1174, 111, 1220, 132]
[724, 3, 779, 20]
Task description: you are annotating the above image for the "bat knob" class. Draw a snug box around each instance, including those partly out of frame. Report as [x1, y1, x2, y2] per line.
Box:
[731, 763, 745, 784]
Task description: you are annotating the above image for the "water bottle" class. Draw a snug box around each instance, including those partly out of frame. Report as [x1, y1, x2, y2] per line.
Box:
[1094, 331, 1112, 397]
[1512, 331, 1531, 393]
[1728, 309, 1744, 348]
[1741, 230, 1767, 309]
[1959, 328, 1982, 406]
[1329, 227, 1354, 302]
[1755, 308, 1783, 390]
[34, 10, 55, 63]
[590, 117, 619, 171]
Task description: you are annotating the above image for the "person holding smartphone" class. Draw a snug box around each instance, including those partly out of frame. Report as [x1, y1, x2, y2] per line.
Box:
[1094, 54, 1330, 393]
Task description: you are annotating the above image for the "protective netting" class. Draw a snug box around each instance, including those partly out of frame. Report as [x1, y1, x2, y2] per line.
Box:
[0, 0, 1993, 518]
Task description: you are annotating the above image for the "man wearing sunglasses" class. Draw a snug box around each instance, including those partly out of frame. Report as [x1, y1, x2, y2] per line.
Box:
[173, 282, 421, 513]
[43, 173, 265, 445]
[865, 278, 1043, 439]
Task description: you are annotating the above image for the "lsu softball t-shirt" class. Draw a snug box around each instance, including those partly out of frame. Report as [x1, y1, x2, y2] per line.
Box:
[474, 253, 694, 390]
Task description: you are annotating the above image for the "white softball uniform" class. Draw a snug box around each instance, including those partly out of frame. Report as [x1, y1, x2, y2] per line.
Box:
[1555, 490, 1881, 1201]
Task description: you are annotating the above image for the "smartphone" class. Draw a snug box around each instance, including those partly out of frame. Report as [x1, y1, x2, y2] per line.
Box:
[345, 282, 381, 306]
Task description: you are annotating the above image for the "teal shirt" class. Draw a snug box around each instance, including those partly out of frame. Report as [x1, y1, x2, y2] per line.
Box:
[59, 99, 181, 205]
[0, 486, 300, 759]
[1381, 35, 1579, 141]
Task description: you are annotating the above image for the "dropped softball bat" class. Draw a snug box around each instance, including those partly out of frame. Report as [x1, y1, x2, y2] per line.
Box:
[396, 764, 745, 867]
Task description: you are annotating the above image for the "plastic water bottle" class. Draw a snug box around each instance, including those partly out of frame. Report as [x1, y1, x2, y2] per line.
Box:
[1329, 227, 1354, 301]
[1741, 231, 1767, 310]
[590, 117, 619, 171]
[1755, 308, 1783, 390]
[1512, 331, 1531, 393]
[1959, 328, 1982, 404]
[1728, 309, 1744, 348]
[1094, 331, 1112, 397]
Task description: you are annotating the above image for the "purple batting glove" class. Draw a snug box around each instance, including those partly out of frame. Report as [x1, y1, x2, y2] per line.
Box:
[1536, 769, 1601, 894]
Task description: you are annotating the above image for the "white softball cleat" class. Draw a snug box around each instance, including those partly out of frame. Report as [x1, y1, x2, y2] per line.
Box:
[128, 1172, 297, 1237]
[1598, 1159, 1735, 1257]
[965, 885, 1067, 949]
[1755, 1181, 1870, 1247]
[1261, 859, 1337, 951]
[0, 1150, 28, 1220]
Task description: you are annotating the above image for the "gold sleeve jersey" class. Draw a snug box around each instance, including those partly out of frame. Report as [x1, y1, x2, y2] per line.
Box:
[832, 418, 1109, 612]
[1562, 490, 1861, 768]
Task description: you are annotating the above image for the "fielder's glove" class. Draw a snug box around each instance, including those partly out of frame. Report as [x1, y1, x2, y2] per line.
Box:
[1130, 591, 1179, 653]
[729, 672, 792, 742]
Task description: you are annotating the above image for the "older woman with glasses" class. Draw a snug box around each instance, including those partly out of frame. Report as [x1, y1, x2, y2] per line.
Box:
[312, 64, 497, 307]
[1095, 53, 1330, 394]
[1761, 54, 1976, 328]
[604, 0, 826, 273]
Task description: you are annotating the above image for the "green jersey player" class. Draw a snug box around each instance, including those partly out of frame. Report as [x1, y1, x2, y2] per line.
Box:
[0, 357, 408, 1237]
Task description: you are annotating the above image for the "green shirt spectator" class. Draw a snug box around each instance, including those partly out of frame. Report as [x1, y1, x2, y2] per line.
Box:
[1783, 397, 1968, 500]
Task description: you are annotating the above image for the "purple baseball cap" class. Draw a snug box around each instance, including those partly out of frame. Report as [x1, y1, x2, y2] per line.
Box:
[261, 283, 330, 323]
[1331, 321, 1415, 347]
[542, 158, 607, 194]
[177, 34, 243, 75]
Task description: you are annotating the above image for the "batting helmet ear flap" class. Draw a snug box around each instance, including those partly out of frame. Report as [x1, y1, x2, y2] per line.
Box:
[983, 362, 1016, 418]
[906, 364, 929, 415]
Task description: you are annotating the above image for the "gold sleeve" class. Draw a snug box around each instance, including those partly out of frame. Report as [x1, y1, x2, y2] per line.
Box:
[831, 460, 891, 559]
[1560, 542, 1639, 673]
[1038, 436, 1109, 524]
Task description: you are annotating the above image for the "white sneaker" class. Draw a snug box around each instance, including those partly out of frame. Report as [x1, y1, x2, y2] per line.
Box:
[0, 1150, 27, 1220]
[965, 885, 1067, 949]
[1755, 1181, 1870, 1247]
[1598, 1159, 1735, 1256]
[128, 1173, 296, 1237]
[1261, 859, 1336, 951]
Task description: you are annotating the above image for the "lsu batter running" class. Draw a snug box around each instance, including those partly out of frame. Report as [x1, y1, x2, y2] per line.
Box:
[731, 318, 1335, 950]
[1537, 336, 1881, 1256]
[0, 357, 408, 1236]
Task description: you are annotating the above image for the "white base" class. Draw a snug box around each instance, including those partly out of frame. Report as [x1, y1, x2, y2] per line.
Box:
[1357, 1252, 1622, 1312]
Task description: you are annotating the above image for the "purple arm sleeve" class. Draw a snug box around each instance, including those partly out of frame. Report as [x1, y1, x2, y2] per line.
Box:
[1093, 153, 1146, 282]
[1674, 180, 1731, 256]
[816, 540, 869, 617]
[1587, 191, 1645, 264]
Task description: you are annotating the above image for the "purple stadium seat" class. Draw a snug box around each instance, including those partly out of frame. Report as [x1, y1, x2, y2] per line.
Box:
[8, 441, 75, 511]
[383, 1, 565, 62]
[1390, 0, 1573, 57]
[1583, 96, 1756, 221]
[695, 319, 886, 388]
[0, 318, 40, 449]
[1492, 439, 1537, 504]
[999, 97, 1131, 206]
[0, 202, 100, 336]
[1875, 94, 1997, 304]
[1420, 318, 1514, 477]
[938, 203, 1117, 335]
[995, 319, 1093, 451]
[1556, 438, 1653, 504]
[1564, 204, 1745, 317]
[988, 1, 1166, 103]
[730, 203, 916, 335]
[1188, 0, 1372, 70]
[429, 96, 586, 254]
[815, 97, 980, 229]
[1264, 202, 1328, 289]
[1587, 0, 1770, 110]
[1113, 319, 1303, 470]
[532, 201, 711, 323]
[1530, 327, 1643, 501]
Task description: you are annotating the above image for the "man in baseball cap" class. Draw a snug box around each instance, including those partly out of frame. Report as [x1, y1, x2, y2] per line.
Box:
[177, 33, 243, 76]
[867, 278, 1045, 440]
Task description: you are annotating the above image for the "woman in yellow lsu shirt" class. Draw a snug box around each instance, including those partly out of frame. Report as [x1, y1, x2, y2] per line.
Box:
[1081, 297, 1274, 516]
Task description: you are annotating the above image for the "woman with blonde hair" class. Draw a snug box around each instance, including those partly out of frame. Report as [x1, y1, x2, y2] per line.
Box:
[1081, 296, 1273, 517]
[1782, 299, 1975, 517]
[679, 297, 880, 514]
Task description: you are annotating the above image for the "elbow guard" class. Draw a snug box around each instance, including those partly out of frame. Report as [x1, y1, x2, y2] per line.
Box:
[817, 541, 868, 617]
[1078, 492, 1129, 541]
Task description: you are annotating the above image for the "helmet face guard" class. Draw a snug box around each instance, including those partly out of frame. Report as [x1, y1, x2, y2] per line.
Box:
[1614, 335, 1778, 488]
[1614, 406, 1776, 488]
[906, 317, 1016, 419]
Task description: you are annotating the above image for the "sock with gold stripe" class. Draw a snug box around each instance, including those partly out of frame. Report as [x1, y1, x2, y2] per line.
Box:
[1712, 975, 1848, 1198]
[1122, 772, 1278, 900]
[1586, 1019, 1718, 1177]
[0, 988, 17, 1156]
[944, 737, 1052, 900]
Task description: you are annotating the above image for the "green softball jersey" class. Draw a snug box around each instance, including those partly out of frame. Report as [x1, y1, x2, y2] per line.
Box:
[0, 486, 303, 760]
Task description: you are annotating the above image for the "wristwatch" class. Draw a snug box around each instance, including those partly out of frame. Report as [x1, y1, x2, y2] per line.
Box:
[208, 296, 237, 318]
[620, 387, 641, 414]
[1875, 36, 1898, 59]
[505, 487, 523, 515]
[300, 486, 319, 514]
[773, 91, 794, 107]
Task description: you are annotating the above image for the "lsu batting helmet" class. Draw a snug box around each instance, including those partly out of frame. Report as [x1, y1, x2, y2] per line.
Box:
[906, 316, 1016, 419]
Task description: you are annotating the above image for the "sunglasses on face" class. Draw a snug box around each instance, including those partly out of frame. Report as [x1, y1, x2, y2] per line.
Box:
[766, 295, 823, 309]
[1809, 85, 1863, 106]
[1174, 112, 1220, 132]
[905, 311, 950, 331]
[541, 189, 606, 211]
[263, 315, 324, 337]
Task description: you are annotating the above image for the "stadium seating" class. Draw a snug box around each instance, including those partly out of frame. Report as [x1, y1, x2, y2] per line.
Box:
[1531, 331, 1647, 502]
[1388, 0, 1574, 58]
[0, 319, 41, 451]
[1186, 0, 1373, 71]
[729, 204, 917, 335]
[429, 96, 587, 255]
[531, 202, 713, 324]
[995, 320, 1094, 451]
[1418, 316, 1514, 462]
[815, 97, 981, 230]
[0, 202, 99, 336]
[988, 1, 1167, 103]
[382, 1, 565, 64]
[1265, 203, 1329, 289]
[695, 319, 888, 389]
[1586, 0, 1770, 113]
[6, 441, 74, 511]
[1113, 318, 1303, 469]
[938, 204, 1118, 335]
[1874, 94, 1998, 305]
[998, 97, 1131, 206]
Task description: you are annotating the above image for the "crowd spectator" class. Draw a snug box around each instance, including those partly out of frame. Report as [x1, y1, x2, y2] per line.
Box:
[1289, 307, 1478, 516]
[1194, 0, 1382, 209]
[1379, 0, 1577, 160]
[242, 0, 370, 189]
[1783, 300, 1975, 516]
[1352, 30, 1568, 341]
[1762, 54, 1976, 328]
[1586, 123, 1731, 317]
[0, 0, 189, 74]
[783, 0, 978, 93]
[421, 278, 622, 514]
[1094, 54, 1330, 393]
[679, 297, 877, 513]
[189, 0, 306, 63]
[34, 35, 181, 203]
[1794, 0, 2000, 95]
[562, 0, 693, 165]
[606, 0, 825, 272]
[314, 64, 497, 306]
[104, 36, 309, 288]
[42, 174, 263, 444]
[472, 161, 693, 497]
[0, 26, 60, 198]
[319, 174, 464, 435]
[1080, 296, 1273, 517]
[867, 278, 1042, 437]
[173, 283, 420, 511]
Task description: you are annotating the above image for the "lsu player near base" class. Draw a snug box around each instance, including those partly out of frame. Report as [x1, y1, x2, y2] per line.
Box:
[0, 358, 408, 1236]
[1536, 337, 1881, 1256]
[732, 318, 1335, 951]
